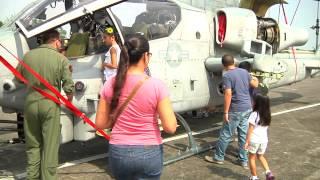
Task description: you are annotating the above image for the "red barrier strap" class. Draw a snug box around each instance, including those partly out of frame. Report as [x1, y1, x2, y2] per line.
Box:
[0, 45, 110, 140]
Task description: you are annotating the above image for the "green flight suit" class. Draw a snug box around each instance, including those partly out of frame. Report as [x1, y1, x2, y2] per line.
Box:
[16, 44, 74, 180]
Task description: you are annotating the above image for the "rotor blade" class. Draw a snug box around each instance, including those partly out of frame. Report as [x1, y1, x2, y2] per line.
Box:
[240, 0, 288, 17]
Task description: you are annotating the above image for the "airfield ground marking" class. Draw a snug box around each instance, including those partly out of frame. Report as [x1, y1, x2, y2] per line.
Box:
[271, 103, 320, 116]
[15, 102, 320, 179]
[15, 153, 109, 179]
[58, 153, 109, 169]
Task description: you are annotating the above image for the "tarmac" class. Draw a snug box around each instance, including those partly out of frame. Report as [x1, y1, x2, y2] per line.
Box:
[0, 77, 320, 180]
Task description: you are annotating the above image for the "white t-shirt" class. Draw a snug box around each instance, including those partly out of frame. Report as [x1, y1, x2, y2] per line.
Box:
[104, 44, 121, 79]
[248, 111, 269, 144]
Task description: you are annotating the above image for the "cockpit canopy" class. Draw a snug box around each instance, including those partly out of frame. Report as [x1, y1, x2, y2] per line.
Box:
[15, 0, 181, 58]
[111, 0, 181, 40]
[16, 0, 181, 41]
[19, 0, 97, 31]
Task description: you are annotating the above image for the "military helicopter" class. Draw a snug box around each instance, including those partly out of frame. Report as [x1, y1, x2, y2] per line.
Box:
[0, 0, 319, 164]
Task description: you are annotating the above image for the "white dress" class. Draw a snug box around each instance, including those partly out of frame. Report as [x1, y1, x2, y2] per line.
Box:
[104, 44, 121, 80]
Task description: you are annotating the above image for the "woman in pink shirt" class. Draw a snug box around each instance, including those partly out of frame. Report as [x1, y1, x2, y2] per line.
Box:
[96, 34, 177, 180]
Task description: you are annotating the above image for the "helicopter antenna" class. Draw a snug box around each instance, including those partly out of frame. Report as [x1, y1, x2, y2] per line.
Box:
[290, 0, 301, 25]
[312, 0, 320, 52]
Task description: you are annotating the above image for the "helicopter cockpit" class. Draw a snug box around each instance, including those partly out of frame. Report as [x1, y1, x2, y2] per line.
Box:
[16, 0, 120, 58]
[15, 0, 181, 59]
[111, 1, 180, 40]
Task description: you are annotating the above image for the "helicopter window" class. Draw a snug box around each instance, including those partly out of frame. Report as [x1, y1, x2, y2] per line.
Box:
[60, 10, 120, 59]
[19, 0, 96, 30]
[25, 1, 122, 59]
[110, 0, 181, 40]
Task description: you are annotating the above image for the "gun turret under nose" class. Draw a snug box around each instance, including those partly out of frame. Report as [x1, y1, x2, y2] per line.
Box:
[3, 79, 17, 92]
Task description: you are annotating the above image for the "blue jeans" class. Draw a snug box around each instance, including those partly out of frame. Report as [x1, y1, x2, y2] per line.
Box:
[214, 109, 251, 163]
[109, 144, 163, 180]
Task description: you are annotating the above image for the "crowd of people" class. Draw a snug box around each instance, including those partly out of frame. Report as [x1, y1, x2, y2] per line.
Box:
[15, 27, 275, 180]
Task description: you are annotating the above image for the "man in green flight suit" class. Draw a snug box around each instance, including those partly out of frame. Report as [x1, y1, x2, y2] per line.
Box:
[15, 30, 74, 180]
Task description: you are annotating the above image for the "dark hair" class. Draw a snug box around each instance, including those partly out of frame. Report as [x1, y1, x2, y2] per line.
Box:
[238, 61, 252, 72]
[253, 94, 271, 126]
[221, 54, 234, 67]
[42, 29, 60, 43]
[110, 34, 149, 115]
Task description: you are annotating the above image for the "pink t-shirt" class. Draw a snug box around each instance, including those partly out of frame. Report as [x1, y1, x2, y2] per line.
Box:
[100, 74, 169, 145]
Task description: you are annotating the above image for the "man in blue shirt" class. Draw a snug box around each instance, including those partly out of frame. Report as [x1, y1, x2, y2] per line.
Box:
[205, 55, 258, 168]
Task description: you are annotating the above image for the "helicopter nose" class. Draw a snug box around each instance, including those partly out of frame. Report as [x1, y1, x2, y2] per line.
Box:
[0, 29, 29, 111]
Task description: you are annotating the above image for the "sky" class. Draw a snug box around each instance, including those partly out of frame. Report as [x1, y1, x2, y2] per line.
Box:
[0, 0, 318, 50]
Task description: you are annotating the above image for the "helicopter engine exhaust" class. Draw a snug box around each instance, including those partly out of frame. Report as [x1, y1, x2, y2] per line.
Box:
[215, 8, 308, 55]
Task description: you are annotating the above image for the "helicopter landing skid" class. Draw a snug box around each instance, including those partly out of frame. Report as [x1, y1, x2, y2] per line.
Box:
[163, 113, 214, 165]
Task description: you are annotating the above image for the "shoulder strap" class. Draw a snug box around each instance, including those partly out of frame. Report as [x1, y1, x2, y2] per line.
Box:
[254, 111, 259, 124]
[113, 76, 150, 121]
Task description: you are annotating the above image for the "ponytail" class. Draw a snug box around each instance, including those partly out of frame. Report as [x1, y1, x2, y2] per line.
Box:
[110, 46, 129, 114]
[109, 34, 150, 122]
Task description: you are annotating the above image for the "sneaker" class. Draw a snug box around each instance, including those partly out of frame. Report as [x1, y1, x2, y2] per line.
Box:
[249, 176, 260, 180]
[240, 162, 249, 170]
[204, 156, 224, 164]
[266, 172, 275, 180]
[233, 160, 249, 169]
